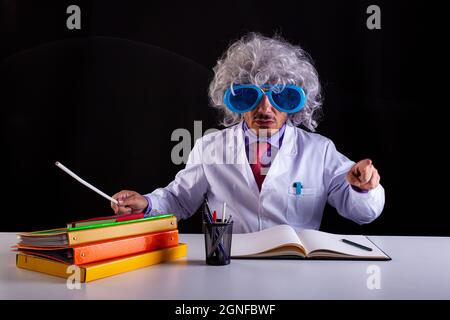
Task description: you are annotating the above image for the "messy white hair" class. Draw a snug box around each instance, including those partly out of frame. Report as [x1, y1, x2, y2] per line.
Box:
[208, 32, 323, 131]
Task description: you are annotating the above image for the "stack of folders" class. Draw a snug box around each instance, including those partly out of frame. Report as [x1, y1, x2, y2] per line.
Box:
[13, 213, 187, 282]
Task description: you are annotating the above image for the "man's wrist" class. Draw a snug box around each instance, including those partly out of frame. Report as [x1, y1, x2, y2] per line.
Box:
[351, 185, 370, 193]
[143, 195, 153, 217]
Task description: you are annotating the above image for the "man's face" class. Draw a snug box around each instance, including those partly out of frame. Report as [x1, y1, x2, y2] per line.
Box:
[243, 94, 288, 136]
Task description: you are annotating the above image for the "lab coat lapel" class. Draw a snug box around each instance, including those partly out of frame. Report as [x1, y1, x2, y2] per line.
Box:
[226, 122, 260, 197]
[261, 121, 298, 187]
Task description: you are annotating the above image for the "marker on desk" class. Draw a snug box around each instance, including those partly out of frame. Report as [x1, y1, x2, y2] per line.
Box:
[212, 210, 217, 223]
[341, 238, 373, 251]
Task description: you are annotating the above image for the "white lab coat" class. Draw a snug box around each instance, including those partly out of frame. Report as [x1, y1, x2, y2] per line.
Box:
[146, 121, 385, 233]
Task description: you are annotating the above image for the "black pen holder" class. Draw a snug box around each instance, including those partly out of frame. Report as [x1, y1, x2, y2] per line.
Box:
[203, 220, 233, 266]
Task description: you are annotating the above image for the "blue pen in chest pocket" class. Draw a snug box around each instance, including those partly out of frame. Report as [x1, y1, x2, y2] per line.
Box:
[286, 181, 319, 226]
[290, 182, 302, 196]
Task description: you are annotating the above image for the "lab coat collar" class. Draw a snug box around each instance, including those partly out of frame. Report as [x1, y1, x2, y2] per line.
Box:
[226, 120, 298, 158]
[242, 121, 286, 150]
[224, 120, 298, 197]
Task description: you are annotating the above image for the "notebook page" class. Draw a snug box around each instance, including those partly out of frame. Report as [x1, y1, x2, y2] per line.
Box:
[231, 225, 303, 257]
[298, 229, 386, 258]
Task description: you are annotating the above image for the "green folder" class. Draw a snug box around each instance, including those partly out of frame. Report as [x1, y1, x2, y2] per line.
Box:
[25, 213, 176, 234]
[68, 214, 176, 231]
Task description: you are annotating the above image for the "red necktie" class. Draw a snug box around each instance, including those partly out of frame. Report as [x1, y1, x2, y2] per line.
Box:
[250, 142, 270, 191]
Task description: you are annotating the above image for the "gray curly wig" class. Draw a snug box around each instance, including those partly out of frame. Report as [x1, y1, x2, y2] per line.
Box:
[208, 32, 323, 131]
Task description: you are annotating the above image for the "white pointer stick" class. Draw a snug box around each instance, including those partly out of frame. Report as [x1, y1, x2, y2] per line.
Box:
[55, 161, 118, 204]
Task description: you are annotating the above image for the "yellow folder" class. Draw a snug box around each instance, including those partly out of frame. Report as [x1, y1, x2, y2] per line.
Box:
[67, 216, 178, 245]
[18, 215, 177, 246]
[16, 243, 187, 282]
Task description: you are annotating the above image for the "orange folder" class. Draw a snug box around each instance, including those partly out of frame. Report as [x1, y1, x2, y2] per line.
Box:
[15, 230, 179, 265]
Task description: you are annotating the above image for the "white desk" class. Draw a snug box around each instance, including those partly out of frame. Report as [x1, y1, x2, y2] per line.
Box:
[1, 232, 449, 299]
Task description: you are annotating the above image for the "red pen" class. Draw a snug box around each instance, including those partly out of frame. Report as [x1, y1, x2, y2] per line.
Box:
[212, 210, 217, 223]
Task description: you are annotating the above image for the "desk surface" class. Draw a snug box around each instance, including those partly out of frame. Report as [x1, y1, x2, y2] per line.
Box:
[1, 232, 449, 299]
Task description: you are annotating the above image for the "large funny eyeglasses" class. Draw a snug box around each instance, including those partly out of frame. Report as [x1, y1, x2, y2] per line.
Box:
[223, 84, 306, 114]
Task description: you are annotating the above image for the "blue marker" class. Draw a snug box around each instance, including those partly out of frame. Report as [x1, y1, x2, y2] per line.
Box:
[293, 182, 302, 195]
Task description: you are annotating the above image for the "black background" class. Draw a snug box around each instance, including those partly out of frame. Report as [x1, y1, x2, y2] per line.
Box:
[1, 0, 447, 235]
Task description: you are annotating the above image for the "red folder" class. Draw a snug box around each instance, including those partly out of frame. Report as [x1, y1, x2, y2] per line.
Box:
[68, 212, 145, 228]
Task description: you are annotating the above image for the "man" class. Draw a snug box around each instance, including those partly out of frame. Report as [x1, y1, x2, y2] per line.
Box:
[111, 33, 384, 233]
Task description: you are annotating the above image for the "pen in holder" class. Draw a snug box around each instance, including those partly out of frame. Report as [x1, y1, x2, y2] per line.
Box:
[203, 220, 233, 265]
[202, 198, 233, 265]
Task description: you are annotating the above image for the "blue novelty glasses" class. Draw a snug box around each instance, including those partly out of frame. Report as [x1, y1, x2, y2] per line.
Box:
[223, 84, 306, 113]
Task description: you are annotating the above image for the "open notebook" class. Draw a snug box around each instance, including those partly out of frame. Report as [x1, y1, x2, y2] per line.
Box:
[231, 225, 390, 260]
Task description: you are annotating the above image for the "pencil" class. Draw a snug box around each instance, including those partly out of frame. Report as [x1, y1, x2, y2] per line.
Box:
[55, 161, 119, 204]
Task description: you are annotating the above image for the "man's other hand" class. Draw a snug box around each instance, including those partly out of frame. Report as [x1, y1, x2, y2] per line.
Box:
[346, 159, 380, 191]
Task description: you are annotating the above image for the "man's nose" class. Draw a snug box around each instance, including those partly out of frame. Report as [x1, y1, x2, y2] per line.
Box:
[257, 94, 273, 113]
